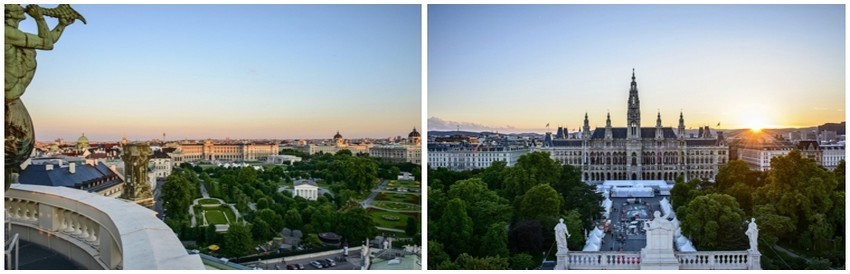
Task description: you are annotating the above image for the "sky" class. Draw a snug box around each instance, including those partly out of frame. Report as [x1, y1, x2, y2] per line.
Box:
[17, 5, 421, 142]
[429, 5, 845, 133]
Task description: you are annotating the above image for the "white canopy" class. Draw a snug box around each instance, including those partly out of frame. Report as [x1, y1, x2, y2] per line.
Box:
[610, 187, 654, 198]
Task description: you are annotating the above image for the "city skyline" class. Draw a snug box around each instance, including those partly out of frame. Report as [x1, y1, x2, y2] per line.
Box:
[429, 5, 845, 133]
[21, 5, 421, 141]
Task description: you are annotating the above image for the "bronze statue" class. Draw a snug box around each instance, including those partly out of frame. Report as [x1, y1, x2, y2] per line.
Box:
[5, 4, 82, 190]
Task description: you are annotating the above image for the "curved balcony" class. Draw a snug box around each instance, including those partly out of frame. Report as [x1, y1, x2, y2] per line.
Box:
[5, 184, 203, 270]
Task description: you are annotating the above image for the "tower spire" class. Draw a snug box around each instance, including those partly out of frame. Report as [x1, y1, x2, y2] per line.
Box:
[627, 69, 641, 139]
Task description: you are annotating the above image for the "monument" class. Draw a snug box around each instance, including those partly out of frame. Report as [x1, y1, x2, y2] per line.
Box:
[121, 143, 154, 206]
[640, 211, 679, 270]
[5, 4, 83, 190]
[554, 218, 571, 270]
[745, 218, 762, 270]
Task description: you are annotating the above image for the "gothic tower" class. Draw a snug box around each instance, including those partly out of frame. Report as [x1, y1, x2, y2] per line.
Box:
[627, 69, 641, 139]
[678, 111, 686, 139]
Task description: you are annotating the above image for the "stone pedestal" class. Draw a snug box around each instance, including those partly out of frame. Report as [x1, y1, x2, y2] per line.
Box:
[555, 250, 569, 270]
[748, 250, 761, 270]
[639, 248, 679, 270]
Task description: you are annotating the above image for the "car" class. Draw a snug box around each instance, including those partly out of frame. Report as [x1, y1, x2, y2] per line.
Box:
[309, 261, 323, 269]
[324, 258, 336, 267]
[286, 264, 296, 270]
[320, 260, 330, 268]
[296, 264, 305, 270]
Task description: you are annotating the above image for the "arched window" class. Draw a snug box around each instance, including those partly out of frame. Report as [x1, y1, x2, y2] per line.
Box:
[631, 152, 637, 166]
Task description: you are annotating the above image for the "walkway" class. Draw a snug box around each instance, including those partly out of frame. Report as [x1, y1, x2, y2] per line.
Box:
[361, 180, 388, 208]
[17, 240, 83, 270]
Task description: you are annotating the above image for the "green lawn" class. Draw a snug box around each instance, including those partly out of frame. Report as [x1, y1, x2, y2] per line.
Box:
[375, 193, 420, 204]
[387, 180, 420, 188]
[204, 209, 228, 224]
[195, 205, 238, 225]
[367, 209, 416, 231]
[198, 198, 222, 205]
[372, 201, 419, 211]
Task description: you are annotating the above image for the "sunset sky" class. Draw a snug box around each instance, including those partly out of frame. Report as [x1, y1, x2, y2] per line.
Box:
[19, 5, 421, 142]
[429, 5, 845, 133]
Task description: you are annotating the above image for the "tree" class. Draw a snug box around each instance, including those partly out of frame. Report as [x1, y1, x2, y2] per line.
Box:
[752, 150, 841, 251]
[454, 253, 510, 270]
[510, 253, 537, 270]
[428, 240, 451, 269]
[552, 164, 602, 228]
[437, 198, 473, 258]
[502, 152, 561, 200]
[336, 207, 376, 244]
[508, 220, 544, 257]
[678, 193, 747, 250]
[405, 217, 418, 237]
[223, 223, 253, 258]
[447, 178, 512, 249]
[478, 160, 508, 190]
[255, 209, 284, 233]
[478, 222, 509, 258]
[304, 233, 322, 247]
[251, 219, 273, 242]
[285, 209, 304, 230]
[518, 184, 562, 223]
[162, 173, 193, 221]
[563, 209, 586, 251]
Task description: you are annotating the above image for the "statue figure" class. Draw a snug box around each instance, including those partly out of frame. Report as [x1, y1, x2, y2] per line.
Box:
[644, 211, 674, 250]
[5, 4, 83, 190]
[554, 218, 571, 252]
[745, 218, 759, 252]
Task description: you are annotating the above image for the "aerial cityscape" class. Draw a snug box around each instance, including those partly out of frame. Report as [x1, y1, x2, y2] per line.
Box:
[4, 3, 847, 272]
[428, 4, 844, 270]
[5, 4, 421, 270]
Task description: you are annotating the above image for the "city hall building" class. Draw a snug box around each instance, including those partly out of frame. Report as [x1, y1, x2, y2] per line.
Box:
[540, 70, 729, 183]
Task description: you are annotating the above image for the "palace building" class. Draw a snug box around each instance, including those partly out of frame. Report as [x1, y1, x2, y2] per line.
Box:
[540, 70, 729, 183]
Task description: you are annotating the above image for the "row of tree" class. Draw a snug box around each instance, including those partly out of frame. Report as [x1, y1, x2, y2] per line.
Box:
[672, 151, 844, 269]
[428, 152, 602, 269]
[162, 149, 414, 258]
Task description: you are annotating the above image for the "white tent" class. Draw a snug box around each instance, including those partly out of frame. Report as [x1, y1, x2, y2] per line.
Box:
[659, 198, 674, 217]
[610, 187, 654, 198]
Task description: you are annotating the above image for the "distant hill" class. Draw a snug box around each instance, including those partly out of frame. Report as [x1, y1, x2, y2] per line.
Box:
[428, 130, 543, 138]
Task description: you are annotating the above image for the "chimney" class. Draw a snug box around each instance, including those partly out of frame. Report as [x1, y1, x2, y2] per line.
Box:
[45, 164, 53, 171]
[69, 163, 76, 174]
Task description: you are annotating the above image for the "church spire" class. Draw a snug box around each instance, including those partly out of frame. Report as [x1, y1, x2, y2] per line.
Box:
[678, 111, 686, 139]
[656, 111, 662, 127]
[605, 111, 613, 140]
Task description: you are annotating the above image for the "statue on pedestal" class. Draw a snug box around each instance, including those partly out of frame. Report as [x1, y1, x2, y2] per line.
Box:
[554, 218, 571, 252]
[745, 218, 759, 252]
[640, 211, 678, 270]
[5, 4, 83, 190]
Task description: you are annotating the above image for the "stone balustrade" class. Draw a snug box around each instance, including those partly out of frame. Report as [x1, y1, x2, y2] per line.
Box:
[562, 250, 760, 270]
[568, 252, 642, 270]
[676, 251, 752, 270]
[5, 184, 204, 270]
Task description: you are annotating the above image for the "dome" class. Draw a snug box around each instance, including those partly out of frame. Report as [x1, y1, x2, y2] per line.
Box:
[76, 133, 89, 149]
[333, 131, 343, 139]
[408, 127, 420, 138]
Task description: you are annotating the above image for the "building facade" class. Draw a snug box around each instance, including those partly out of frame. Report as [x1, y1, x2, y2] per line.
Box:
[820, 142, 845, 170]
[428, 142, 531, 170]
[368, 128, 422, 164]
[169, 140, 279, 164]
[540, 71, 729, 182]
[293, 179, 319, 201]
[734, 140, 792, 172]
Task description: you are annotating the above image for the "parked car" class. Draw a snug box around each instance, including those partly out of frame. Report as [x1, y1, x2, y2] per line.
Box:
[324, 258, 336, 267]
[295, 264, 305, 270]
[309, 261, 323, 269]
[320, 260, 330, 268]
[286, 264, 296, 270]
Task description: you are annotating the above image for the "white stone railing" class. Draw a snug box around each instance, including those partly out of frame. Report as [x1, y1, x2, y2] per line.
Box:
[567, 252, 642, 270]
[5, 184, 204, 270]
[562, 250, 760, 270]
[676, 251, 752, 270]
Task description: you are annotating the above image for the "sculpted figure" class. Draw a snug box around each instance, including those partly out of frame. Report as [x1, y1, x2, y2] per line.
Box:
[5, 4, 81, 190]
[554, 218, 571, 251]
[745, 218, 759, 252]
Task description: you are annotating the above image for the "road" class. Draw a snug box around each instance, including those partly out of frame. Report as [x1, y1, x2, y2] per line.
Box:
[360, 179, 388, 208]
[245, 253, 361, 270]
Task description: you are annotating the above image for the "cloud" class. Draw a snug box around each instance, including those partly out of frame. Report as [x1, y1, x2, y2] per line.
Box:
[428, 117, 544, 133]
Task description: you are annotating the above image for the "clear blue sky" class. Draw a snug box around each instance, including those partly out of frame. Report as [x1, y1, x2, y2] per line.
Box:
[20, 5, 421, 141]
[429, 5, 845, 133]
